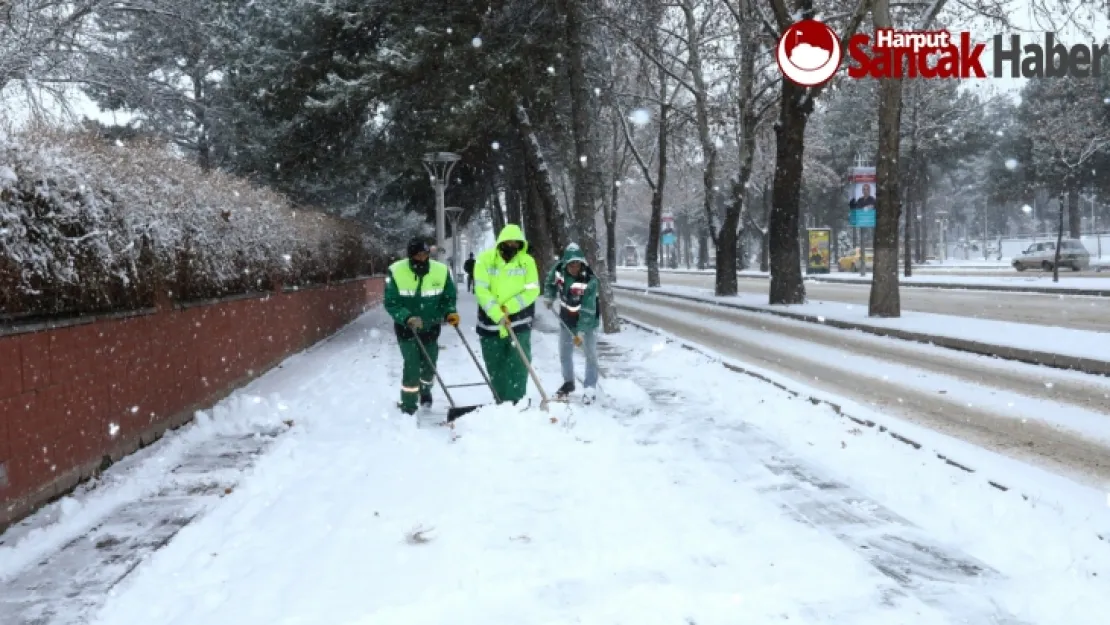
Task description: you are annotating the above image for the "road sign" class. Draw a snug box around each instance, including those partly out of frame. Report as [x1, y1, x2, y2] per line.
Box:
[662, 232, 677, 246]
[850, 208, 876, 228]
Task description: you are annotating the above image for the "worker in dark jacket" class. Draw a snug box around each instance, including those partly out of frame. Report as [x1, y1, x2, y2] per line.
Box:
[383, 237, 459, 414]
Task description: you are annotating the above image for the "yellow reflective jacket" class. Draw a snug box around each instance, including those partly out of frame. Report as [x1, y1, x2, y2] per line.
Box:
[473, 224, 540, 338]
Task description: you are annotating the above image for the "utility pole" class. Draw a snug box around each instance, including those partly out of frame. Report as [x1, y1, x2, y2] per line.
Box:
[422, 152, 460, 258]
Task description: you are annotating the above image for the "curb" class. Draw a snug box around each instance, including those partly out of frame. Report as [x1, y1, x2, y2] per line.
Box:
[616, 314, 1108, 544]
[612, 285, 1110, 378]
[631, 268, 1110, 297]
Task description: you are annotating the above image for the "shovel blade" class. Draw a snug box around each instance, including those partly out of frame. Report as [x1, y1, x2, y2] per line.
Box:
[445, 405, 484, 422]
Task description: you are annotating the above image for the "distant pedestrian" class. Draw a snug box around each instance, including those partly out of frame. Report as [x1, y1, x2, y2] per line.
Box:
[464, 253, 476, 293]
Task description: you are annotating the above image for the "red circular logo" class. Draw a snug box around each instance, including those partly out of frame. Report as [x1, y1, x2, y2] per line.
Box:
[776, 20, 842, 87]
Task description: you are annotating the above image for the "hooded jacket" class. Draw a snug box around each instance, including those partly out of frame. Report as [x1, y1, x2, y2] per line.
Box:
[543, 244, 599, 332]
[473, 224, 541, 338]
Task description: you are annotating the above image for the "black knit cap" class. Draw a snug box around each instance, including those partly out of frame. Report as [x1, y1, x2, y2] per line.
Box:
[407, 237, 430, 257]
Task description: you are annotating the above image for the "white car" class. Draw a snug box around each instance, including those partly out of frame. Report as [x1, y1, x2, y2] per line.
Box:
[1012, 239, 1091, 272]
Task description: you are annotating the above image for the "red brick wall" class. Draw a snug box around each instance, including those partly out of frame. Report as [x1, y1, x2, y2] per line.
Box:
[0, 277, 384, 529]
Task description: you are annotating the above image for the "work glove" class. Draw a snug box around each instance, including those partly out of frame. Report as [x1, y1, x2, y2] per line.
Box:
[445, 313, 460, 327]
[573, 334, 583, 347]
[406, 316, 423, 330]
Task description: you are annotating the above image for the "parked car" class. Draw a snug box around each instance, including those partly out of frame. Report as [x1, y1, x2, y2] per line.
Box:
[1012, 239, 1090, 272]
[837, 247, 873, 272]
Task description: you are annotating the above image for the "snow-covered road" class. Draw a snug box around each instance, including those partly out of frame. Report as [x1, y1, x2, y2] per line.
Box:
[2, 297, 1108, 624]
[615, 289, 1110, 483]
[617, 269, 1110, 331]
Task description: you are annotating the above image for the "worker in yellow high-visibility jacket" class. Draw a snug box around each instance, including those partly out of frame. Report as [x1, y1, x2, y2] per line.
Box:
[472, 224, 541, 404]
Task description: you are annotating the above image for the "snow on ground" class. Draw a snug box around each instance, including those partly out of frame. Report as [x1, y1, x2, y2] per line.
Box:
[618, 283, 1110, 364]
[3, 295, 1109, 624]
[625, 266, 1110, 289]
[615, 293, 1110, 451]
[811, 272, 1110, 290]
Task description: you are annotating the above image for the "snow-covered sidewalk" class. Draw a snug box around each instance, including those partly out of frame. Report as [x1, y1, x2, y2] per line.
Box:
[2, 297, 1108, 624]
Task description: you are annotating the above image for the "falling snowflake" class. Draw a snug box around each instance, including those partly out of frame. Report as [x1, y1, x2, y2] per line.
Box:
[628, 108, 651, 126]
[578, 155, 587, 165]
[1004, 158, 1018, 170]
[547, 66, 556, 74]
[469, 84, 475, 91]
[491, 141, 500, 150]
[130, 406, 139, 414]
[446, 27, 453, 34]
[471, 36, 482, 48]
[109, 423, 120, 437]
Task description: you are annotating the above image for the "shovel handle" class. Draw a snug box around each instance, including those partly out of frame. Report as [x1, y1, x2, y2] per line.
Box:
[410, 330, 458, 409]
[452, 324, 500, 403]
[503, 319, 550, 410]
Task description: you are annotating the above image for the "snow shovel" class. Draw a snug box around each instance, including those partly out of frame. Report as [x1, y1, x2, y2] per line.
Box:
[502, 317, 562, 412]
[410, 329, 485, 421]
[451, 324, 500, 404]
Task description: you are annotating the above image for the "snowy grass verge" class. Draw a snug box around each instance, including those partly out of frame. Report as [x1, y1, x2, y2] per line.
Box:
[0, 128, 379, 321]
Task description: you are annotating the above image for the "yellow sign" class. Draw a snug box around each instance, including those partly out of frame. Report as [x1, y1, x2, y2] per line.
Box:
[807, 229, 831, 273]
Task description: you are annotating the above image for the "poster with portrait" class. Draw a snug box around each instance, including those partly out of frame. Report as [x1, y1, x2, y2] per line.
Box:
[848, 166, 876, 227]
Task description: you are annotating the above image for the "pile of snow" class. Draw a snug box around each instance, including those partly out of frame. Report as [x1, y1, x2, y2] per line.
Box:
[0, 130, 379, 320]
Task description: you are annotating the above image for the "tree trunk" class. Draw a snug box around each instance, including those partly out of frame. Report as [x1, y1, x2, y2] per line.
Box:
[868, 0, 902, 317]
[606, 187, 619, 282]
[768, 81, 812, 304]
[904, 198, 914, 277]
[714, 34, 757, 296]
[679, 0, 719, 257]
[492, 189, 506, 236]
[1068, 186, 1081, 239]
[1054, 192, 1066, 282]
[513, 96, 567, 249]
[525, 178, 556, 279]
[646, 69, 668, 288]
[560, 0, 618, 332]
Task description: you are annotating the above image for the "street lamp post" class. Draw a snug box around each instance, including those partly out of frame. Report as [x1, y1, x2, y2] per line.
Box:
[422, 151, 461, 259]
[445, 206, 464, 279]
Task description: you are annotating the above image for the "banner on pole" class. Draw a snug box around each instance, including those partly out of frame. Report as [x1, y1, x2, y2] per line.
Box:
[848, 166, 876, 229]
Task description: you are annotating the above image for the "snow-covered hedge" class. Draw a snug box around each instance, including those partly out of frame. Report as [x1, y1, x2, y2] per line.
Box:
[0, 130, 381, 321]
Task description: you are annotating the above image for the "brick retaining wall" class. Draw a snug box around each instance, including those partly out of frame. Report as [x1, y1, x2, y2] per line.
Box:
[0, 277, 384, 530]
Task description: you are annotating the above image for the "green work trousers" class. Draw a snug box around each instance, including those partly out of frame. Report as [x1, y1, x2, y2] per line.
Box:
[398, 336, 438, 414]
[480, 330, 531, 404]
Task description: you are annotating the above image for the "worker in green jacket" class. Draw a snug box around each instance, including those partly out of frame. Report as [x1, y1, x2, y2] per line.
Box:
[543, 243, 600, 403]
[473, 224, 541, 404]
[384, 237, 459, 415]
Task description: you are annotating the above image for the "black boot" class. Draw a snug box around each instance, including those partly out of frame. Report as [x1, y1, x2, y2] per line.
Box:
[420, 390, 433, 408]
[555, 381, 575, 398]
